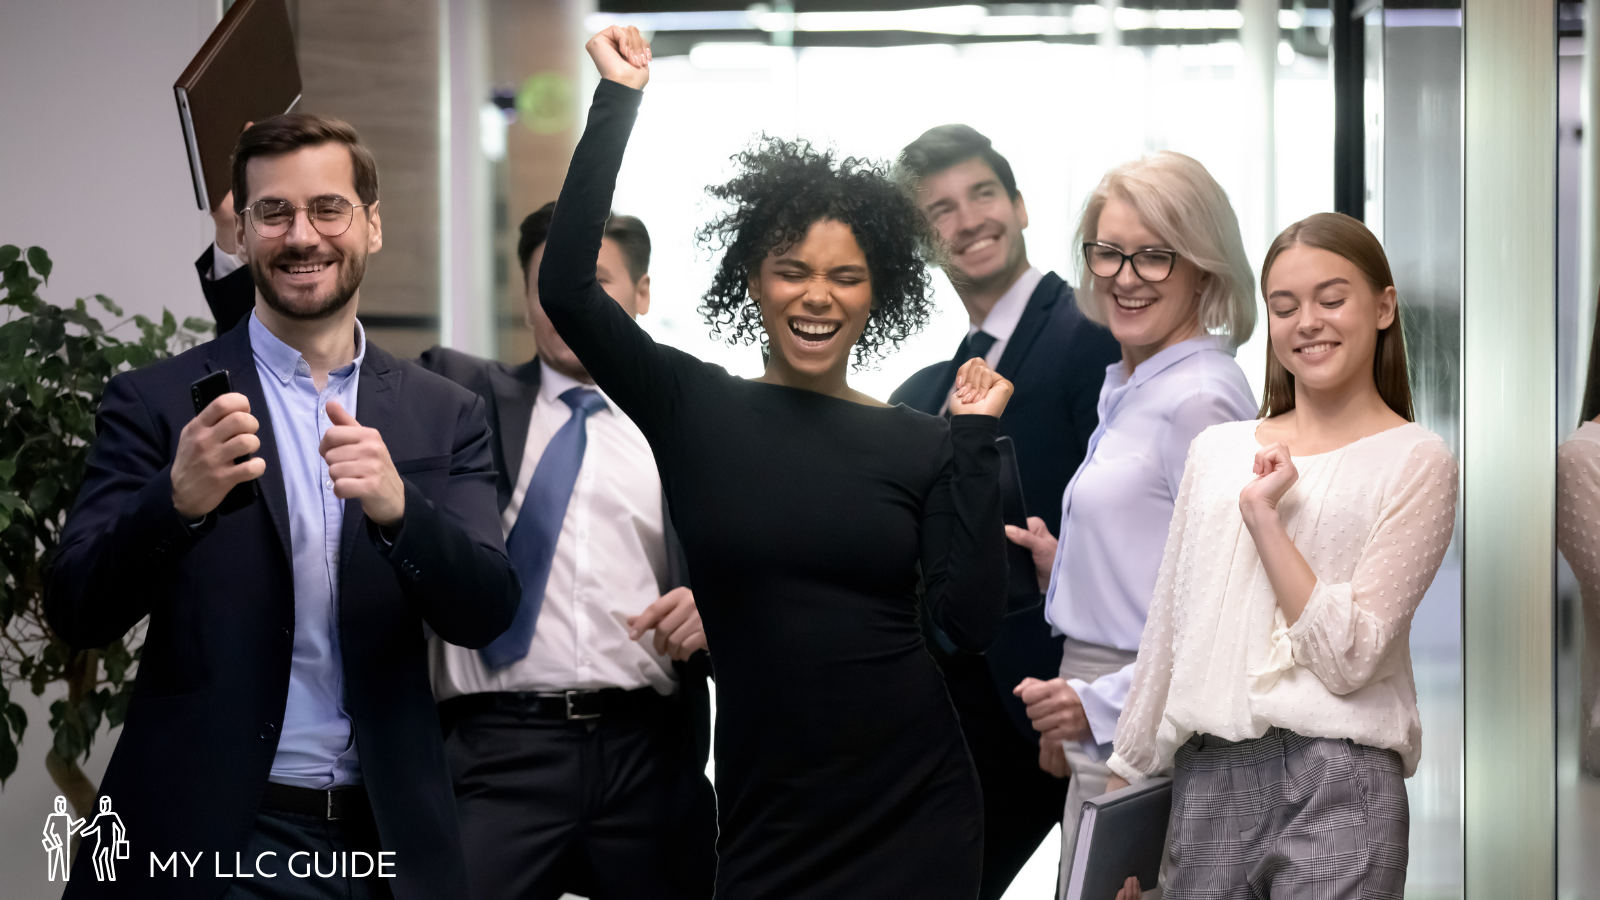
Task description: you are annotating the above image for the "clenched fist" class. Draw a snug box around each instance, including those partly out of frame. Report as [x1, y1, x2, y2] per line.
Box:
[586, 25, 651, 90]
[947, 357, 1014, 418]
[319, 399, 405, 527]
[627, 587, 707, 661]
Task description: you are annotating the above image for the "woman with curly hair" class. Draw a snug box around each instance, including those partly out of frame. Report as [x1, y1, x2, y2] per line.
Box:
[539, 27, 1012, 898]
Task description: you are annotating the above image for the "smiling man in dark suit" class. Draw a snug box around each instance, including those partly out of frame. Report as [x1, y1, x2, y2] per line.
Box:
[196, 199, 716, 899]
[47, 113, 519, 899]
[893, 125, 1121, 900]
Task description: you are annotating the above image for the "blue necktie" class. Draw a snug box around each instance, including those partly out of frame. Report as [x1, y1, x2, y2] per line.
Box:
[480, 387, 608, 670]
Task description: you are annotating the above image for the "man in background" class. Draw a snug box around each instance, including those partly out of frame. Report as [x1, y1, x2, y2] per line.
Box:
[894, 124, 1120, 899]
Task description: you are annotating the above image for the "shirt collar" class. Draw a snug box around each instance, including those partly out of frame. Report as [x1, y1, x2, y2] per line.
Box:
[537, 359, 614, 414]
[249, 311, 366, 385]
[971, 266, 1043, 343]
[1105, 333, 1232, 390]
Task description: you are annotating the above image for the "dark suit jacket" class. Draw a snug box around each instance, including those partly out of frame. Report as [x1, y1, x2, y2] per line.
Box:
[890, 271, 1119, 736]
[198, 254, 712, 765]
[45, 320, 520, 900]
[196, 244, 253, 336]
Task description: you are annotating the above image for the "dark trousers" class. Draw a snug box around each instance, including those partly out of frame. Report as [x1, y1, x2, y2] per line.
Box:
[441, 692, 717, 900]
[221, 805, 393, 900]
[943, 653, 1070, 900]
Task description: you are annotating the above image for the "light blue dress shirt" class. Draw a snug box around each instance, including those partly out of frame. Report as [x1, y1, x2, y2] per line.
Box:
[1042, 334, 1256, 750]
[250, 312, 366, 788]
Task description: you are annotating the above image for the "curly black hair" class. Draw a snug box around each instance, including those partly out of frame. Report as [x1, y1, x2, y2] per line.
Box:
[695, 136, 937, 368]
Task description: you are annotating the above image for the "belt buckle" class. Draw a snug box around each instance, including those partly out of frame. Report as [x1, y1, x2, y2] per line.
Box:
[326, 790, 340, 821]
[564, 690, 601, 721]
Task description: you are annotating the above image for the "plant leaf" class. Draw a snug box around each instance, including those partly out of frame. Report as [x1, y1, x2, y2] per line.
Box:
[26, 246, 52, 283]
[94, 294, 124, 317]
[52, 723, 80, 764]
[5, 702, 27, 739]
[0, 245, 19, 269]
[28, 477, 59, 511]
[183, 317, 213, 334]
[0, 731, 16, 785]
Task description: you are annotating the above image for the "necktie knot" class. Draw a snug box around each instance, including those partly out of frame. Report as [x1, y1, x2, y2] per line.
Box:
[967, 330, 998, 361]
[561, 387, 607, 418]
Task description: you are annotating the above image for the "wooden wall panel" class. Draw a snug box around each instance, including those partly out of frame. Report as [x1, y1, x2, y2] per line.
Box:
[488, 0, 585, 364]
[293, 0, 442, 340]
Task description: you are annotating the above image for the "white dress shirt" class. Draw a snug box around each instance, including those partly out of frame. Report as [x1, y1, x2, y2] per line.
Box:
[431, 361, 677, 698]
[970, 266, 1042, 365]
[1108, 420, 1459, 781]
[1043, 335, 1255, 748]
[210, 241, 245, 280]
[937, 267, 1042, 415]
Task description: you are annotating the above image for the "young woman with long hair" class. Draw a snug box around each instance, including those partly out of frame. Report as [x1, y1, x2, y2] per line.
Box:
[1107, 212, 1458, 898]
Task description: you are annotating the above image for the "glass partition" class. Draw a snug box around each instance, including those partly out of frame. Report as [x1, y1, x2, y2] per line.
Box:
[1557, 1, 1596, 897]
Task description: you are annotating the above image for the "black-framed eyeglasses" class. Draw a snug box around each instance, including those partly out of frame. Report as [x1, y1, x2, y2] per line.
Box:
[1082, 241, 1179, 283]
[245, 197, 370, 239]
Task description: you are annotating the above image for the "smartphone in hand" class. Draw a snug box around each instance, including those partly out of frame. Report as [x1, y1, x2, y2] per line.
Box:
[189, 369, 257, 514]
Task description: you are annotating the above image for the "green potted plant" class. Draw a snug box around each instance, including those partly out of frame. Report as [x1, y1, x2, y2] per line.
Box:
[0, 244, 209, 818]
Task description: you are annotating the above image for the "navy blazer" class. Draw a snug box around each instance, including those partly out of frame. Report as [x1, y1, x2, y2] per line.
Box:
[45, 320, 519, 899]
[891, 271, 1119, 736]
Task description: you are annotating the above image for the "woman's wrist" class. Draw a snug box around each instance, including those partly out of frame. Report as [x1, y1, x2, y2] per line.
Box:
[1240, 498, 1281, 535]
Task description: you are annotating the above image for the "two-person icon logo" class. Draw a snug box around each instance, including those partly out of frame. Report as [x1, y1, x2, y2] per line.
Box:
[42, 795, 127, 882]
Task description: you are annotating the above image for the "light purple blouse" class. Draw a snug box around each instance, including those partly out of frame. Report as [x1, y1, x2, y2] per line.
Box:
[1042, 334, 1256, 748]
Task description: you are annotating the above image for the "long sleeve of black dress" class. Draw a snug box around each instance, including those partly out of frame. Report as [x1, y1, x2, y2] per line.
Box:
[540, 77, 1007, 898]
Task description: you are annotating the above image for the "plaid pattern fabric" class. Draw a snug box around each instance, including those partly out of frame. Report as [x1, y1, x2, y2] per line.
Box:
[1165, 728, 1408, 899]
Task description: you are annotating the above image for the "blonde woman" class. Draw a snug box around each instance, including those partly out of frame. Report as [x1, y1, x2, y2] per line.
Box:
[1107, 213, 1458, 898]
[1007, 152, 1257, 890]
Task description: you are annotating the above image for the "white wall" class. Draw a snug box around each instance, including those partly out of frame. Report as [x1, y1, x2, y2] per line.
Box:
[0, 1, 220, 895]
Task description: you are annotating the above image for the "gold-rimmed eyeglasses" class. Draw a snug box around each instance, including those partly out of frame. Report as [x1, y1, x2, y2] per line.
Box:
[244, 197, 370, 239]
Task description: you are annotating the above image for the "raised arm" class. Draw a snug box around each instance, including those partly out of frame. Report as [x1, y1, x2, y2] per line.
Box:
[538, 28, 687, 441]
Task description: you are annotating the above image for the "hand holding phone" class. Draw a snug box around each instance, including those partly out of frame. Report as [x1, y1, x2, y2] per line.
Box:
[176, 370, 263, 518]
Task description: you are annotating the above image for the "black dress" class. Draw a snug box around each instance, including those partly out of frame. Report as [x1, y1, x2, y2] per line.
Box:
[540, 78, 1008, 899]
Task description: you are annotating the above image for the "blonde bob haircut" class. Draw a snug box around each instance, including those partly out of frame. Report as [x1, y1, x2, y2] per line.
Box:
[1072, 151, 1256, 350]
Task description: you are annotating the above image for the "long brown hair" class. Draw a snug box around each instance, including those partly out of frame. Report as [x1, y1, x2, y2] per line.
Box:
[1257, 212, 1415, 421]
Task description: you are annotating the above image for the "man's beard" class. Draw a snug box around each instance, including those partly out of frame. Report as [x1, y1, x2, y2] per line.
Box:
[251, 249, 365, 321]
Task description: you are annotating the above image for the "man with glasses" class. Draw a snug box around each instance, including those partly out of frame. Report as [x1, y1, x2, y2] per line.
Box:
[47, 113, 519, 899]
[893, 124, 1119, 900]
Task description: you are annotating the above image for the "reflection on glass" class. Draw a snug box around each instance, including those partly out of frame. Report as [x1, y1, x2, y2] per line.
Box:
[1558, 310, 1600, 899]
[1557, 3, 1595, 896]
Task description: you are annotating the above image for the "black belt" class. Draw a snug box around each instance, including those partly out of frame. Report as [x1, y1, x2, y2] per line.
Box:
[438, 687, 668, 723]
[260, 782, 370, 821]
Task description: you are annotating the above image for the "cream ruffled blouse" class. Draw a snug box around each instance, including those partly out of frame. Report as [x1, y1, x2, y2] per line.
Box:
[1108, 419, 1458, 781]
